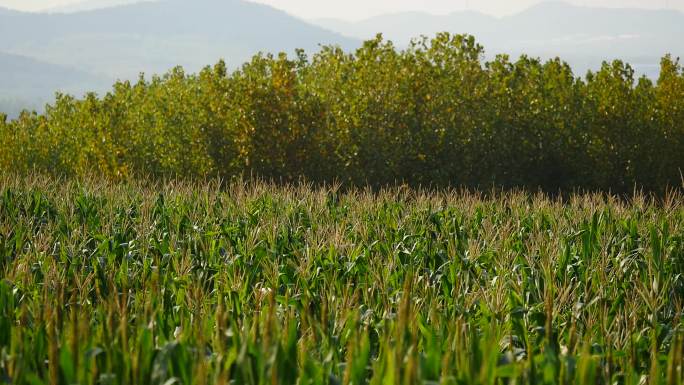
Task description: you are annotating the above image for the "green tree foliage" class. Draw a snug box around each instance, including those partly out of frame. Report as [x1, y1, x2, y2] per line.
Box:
[1, 33, 683, 192]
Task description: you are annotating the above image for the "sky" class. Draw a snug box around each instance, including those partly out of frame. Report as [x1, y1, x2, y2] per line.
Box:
[250, 0, 684, 20]
[0, 0, 682, 20]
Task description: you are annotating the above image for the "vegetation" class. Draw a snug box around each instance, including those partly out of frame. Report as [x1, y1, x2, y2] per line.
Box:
[1, 34, 683, 192]
[0, 174, 682, 384]
[1, 34, 683, 384]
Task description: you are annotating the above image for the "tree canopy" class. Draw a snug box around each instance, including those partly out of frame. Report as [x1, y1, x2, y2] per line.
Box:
[1, 34, 682, 193]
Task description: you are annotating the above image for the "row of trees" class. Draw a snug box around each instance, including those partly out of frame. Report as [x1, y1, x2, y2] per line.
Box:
[1, 34, 683, 192]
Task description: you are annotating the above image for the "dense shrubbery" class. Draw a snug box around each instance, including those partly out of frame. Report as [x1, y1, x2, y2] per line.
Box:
[1, 34, 683, 192]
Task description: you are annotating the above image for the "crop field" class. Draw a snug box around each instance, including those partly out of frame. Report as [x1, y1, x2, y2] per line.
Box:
[0, 174, 682, 385]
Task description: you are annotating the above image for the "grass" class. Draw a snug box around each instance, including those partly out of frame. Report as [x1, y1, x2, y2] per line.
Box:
[0, 174, 682, 385]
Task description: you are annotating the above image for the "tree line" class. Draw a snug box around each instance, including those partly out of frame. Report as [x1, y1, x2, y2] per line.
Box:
[1, 34, 682, 192]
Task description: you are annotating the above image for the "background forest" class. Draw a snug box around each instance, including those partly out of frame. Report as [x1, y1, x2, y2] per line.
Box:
[1, 34, 683, 192]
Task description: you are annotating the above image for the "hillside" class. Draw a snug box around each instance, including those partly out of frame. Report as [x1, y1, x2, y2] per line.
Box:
[0, 0, 358, 113]
[314, 11, 497, 45]
[0, 51, 109, 116]
[0, 0, 359, 79]
[0, 51, 106, 94]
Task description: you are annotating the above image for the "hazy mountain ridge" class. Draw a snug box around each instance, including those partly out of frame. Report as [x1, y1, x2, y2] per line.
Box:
[0, 0, 359, 115]
[0, 51, 105, 91]
[314, 11, 497, 43]
[0, 0, 359, 75]
[0, 50, 109, 116]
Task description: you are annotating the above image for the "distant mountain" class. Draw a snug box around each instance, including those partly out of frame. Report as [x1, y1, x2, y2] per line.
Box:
[0, 51, 110, 117]
[313, 1, 684, 77]
[0, 0, 358, 113]
[0, 0, 359, 79]
[0, 51, 106, 94]
[314, 11, 498, 46]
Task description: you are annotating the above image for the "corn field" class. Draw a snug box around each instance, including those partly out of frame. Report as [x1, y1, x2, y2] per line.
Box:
[0, 174, 682, 384]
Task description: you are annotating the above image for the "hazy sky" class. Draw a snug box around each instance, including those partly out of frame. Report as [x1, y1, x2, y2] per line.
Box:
[0, 0, 682, 20]
[251, 0, 683, 20]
